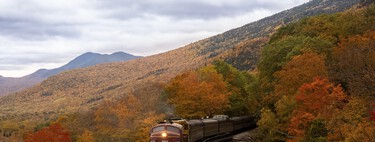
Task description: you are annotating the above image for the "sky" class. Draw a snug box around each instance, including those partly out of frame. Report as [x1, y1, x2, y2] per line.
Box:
[0, 0, 309, 77]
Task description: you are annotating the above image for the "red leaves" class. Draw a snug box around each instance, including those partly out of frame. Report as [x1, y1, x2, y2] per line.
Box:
[295, 77, 347, 117]
[288, 77, 347, 139]
[371, 104, 375, 121]
[24, 124, 71, 142]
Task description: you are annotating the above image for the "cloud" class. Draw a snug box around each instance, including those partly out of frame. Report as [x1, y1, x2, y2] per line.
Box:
[0, 0, 309, 77]
[95, 0, 302, 20]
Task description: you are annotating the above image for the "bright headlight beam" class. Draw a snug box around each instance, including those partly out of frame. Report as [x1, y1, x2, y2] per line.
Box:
[162, 132, 167, 137]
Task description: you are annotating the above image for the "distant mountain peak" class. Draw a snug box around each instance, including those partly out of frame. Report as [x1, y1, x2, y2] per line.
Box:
[111, 51, 132, 56]
[42, 51, 141, 78]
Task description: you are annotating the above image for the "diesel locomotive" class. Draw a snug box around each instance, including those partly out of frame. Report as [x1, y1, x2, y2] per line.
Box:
[149, 115, 255, 142]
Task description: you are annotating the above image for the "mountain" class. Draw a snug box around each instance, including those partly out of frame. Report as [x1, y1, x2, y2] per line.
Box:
[0, 0, 365, 124]
[0, 52, 141, 96]
[25, 51, 141, 78]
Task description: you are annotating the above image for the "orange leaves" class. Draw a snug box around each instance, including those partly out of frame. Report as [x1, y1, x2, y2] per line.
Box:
[295, 77, 346, 117]
[274, 52, 328, 97]
[288, 112, 315, 139]
[288, 77, 347, 139]
[94, 95, 141, 134]
[24, 124, 71, 142]
[165, 65, 230, 118]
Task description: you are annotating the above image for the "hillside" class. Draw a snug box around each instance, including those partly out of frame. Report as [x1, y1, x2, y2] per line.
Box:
[202, 0, 364, 70]
[0, 52, 140, 96]
[0, 0, 368, 141]
[0, 0, 364, 121]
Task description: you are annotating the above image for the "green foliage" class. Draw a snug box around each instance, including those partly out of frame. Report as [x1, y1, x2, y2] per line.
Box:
[213, 60, 260, 116]
[34, 122, 50, 132]
[275, 95, 296, 124]
[270, 6, 375, 43]
[257, 108, 281, 141]
[258, 36, 305, 84]
[226, 93, 248, 116]
[304, 119, 327, 142]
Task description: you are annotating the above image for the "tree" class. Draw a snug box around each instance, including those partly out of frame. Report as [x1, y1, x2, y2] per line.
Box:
[133, 112, 165, 142]
[330, 97, 375, 141]
[165, 65, 230, 118]
[287, 77, 347, 140]
[329, 31, 375, 97]
[275, 95, 297, 134]
[257, 108, 282, 141]
[94, 95, 141, 141]
[258, 36, 333, 106]
[213, 60, 256, 116]
[273, 52, 328, 99]
[24, 124, 71, 142]
[305, 119, 328, 142]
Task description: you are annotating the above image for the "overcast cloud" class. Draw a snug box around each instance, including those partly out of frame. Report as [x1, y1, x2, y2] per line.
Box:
[0, 0, 308, 77]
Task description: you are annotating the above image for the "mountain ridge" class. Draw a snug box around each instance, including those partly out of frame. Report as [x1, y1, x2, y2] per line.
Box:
[0, 51, 141, 96]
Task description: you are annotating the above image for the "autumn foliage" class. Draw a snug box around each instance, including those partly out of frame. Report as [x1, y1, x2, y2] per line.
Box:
[287, 78, 347, 140]
[257, 4, 375, 141]
[2, 2, 375, 142]
[165, 65, 230, 118]
[24, 124, 71, 142]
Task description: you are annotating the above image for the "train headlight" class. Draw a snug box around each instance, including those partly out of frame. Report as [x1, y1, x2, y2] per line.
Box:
[162, 132, 167, 137]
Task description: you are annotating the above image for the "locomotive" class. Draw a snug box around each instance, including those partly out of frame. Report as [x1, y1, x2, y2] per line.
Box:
[149, 115, 255, 142]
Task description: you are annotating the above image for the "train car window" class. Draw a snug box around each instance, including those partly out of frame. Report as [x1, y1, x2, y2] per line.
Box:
[152, 126, 165, 133]
[167, 126, 180, 133]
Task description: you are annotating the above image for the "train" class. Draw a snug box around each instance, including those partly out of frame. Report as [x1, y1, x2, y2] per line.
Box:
[149, 115, 255, 142]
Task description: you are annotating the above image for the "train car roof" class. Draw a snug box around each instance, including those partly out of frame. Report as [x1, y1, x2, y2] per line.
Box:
[202, 119, 218, 124]
[230, 117, 243, 121]
[188, 119, 203, 126]
[152, 123, 183, 130]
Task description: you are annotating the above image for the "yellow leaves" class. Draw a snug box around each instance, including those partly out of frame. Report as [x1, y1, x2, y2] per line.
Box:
[91, 91, 166, 141]
[257, 108, 281, 141]
[134, 112, 165, 142]
[257, 108, 278, 129]
[94, 95, 141, 135]
[334, 119, 375, 142]
[275, 95, 296, 123]
[76, 129, 94, 142]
